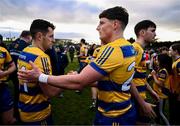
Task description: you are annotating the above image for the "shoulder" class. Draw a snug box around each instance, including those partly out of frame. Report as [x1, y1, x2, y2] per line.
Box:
[132, 42, 143, 53]
[23, 46, 45, 56]
[20, 47, 49, 62]
[100, 39, 135, 58]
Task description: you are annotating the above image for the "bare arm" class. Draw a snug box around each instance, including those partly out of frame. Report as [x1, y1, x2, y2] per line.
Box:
[130, 83, 156, 118]
[47, 65, 102, 89]
[18, 61, 103, 90]
[146, 82, 160, 102]
[39, 82, 63, 97]
[144, 70, 160, 101]
[0, 62, 16, 78]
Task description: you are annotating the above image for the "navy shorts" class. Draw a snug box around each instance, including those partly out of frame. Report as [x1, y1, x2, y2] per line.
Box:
[0, 84, 14, 113]
[94, 106, 136, 125]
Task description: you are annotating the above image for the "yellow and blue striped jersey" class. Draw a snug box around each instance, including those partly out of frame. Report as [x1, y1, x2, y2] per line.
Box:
[153, 68, 170, 99]
[0, 46, 13, 81]
[132, 42, 147, 99]
[18, 46, 52, 122]
[172, 57, 180, 94]
[90, 38, 135, 117]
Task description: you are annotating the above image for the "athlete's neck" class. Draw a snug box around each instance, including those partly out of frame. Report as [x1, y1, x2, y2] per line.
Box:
[136, 38, 146, 48]
[32, 41, 45, 52]
[109, 31, 124, 43]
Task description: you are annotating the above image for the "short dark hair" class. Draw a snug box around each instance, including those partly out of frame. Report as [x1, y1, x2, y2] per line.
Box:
[99, 6, 129, 30]
[20, 30, 31, 38]
[134, 20, 156, 37]
[80, 38, 86, 44]
[30, 19, 55, 39]
[171, 43, 180, 55]
[160, 46, 168, 53]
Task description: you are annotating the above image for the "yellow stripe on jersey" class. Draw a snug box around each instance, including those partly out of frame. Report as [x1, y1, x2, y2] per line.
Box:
[132, 42, 147, 99]
[90, 38, 135, 117]
[19, 106, 51, 122]
[19, 93, 48, 104]
[98, 90, 131, 103]
[98, 104, 132, 117]
[18, 46, 52, 122]
[0, 46, 13, 81]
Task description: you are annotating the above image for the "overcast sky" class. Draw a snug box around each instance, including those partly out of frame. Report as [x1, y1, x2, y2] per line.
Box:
[0, 0, 180, 44]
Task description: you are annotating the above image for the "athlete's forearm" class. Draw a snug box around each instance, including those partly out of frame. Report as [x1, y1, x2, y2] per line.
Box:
[130, 83, 145, 106]
[146, 82, 154, 92]
[47, 74, 87, 90]
[39, 82, 63, 97]
[4, 62, 16, 76]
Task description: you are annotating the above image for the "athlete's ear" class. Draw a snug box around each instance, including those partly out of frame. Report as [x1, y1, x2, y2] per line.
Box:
[139, 29, 146, 36]
[113, 20, 121, 31]
[35, 32, 43, 41]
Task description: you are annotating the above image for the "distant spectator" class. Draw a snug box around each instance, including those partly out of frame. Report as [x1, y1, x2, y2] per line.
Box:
[45, 45, 59, 75]
[9, 30, 32, 65]
[75, 44, 80, 63]
[78, 38, 88, 73]
[68, 45, 75, 62]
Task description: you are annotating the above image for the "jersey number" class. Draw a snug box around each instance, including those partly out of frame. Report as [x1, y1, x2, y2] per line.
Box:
[20, 66, 28, 92]
[122, 62, 135, 91]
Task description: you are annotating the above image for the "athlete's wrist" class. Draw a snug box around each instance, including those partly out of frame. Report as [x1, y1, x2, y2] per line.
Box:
[38, 73, 49, 83]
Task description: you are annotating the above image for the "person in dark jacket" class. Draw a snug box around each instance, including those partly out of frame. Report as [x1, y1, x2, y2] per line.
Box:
[55, 45, 69, 97]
